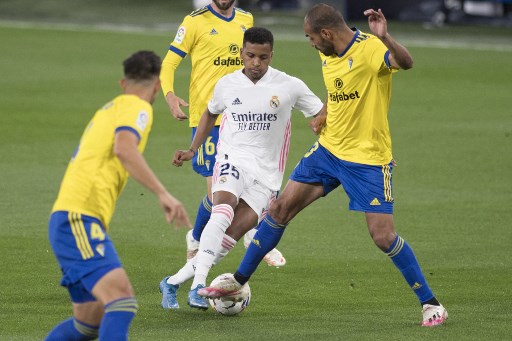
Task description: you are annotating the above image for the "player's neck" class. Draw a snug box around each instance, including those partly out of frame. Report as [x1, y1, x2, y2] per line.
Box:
[121, 78, 157, 104]
[123, 87, 152, 104]
[334, 27, 357, 55]
[210, 3, 234, 18]
[242, 68, 268, 84]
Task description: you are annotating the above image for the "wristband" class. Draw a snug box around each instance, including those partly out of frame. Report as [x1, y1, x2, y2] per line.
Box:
[188, 148, 196, 156]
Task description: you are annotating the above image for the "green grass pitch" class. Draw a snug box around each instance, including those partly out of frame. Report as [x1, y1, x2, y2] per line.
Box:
[1, 9, 512, 341]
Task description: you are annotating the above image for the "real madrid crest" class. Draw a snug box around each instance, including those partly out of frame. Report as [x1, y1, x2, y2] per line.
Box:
[270, 96, 280, 109]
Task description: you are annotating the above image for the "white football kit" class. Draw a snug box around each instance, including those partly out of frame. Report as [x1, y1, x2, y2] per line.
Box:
[208, 66, 323, 216]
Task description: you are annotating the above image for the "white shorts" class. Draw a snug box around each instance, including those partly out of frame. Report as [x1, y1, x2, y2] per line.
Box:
[212, 160, 277, 221]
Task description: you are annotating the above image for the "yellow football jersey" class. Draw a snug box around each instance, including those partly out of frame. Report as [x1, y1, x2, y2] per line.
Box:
[52, 94, 153, 229]
[160, 5, 253, 127]
[319, 29, 397, 165]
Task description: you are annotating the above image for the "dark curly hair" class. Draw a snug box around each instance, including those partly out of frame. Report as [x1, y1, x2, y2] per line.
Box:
[123, 50, 161, 81]
[243, 27, 274, 49]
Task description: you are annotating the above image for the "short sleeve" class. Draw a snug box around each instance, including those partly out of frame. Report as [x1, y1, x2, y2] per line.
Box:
[115, 99, 153, 142]
[207, 78, 227, 115]
[291, 77, 324, 117]
[367, 37, 393, 74]
[169, 15, 197, 57]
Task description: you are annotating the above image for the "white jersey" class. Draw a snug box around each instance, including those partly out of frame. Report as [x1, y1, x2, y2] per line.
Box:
[208, 66, 323, 191]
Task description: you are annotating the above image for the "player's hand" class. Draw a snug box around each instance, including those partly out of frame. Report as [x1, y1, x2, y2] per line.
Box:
[172, 149, 195, 167]
[158, 191, 191, 229]
[309, 106, 327, 135]
[309, 112, 327, 135]
[165, 92, 189, 121]
[364, 8, 388, 39]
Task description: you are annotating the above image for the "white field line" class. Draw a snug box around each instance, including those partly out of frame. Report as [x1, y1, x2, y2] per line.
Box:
[1, 19, 512, 52]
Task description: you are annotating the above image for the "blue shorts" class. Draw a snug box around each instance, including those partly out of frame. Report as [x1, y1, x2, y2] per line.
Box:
[191, 126, 219, 177]
[290, 142, 394, 214]
[48, 211, 122, 303]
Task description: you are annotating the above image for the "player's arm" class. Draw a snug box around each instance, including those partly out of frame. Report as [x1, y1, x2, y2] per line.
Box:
[114, 130, 191, 228]
[309, 101, 327, 135]
[364, 8, 413, 70]
[172, 108, 219, 167]
[161, 50, 189, 121]
[293, 78, 327, 135]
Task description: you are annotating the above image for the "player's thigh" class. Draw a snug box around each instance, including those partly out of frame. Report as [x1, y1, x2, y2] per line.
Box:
[239, 179, 275, 220]
[283, 142, 340, 222]
[270, 180, 324, 224]
[72, 301, 104, 326]
[211, 160, 246, 203]
[227, 200, 260, 240]
[92, 268, 134, 305]
[212, 190, 238, 209]
[365, 212, 396, 250]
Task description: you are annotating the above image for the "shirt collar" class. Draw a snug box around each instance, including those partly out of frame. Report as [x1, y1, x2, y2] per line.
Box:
[337, 27, 359, 58]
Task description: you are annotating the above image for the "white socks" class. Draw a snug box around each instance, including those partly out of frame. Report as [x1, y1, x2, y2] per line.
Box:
[167, 258, 196, 286]
[191, 204, 234, 289]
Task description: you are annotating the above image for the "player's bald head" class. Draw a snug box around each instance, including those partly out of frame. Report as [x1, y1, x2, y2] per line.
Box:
[304, 3, 346, 33]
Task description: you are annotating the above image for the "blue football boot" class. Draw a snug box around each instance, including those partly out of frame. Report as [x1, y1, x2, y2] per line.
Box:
[187, 284, 209, 310]
[159, 276, 180, 309]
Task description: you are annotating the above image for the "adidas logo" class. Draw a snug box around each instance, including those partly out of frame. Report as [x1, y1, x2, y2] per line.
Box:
[412, 282, 422, 290]
[210, 28, 218, 35]
[370, 198, 381, 206]
[232, 98, 242, 105]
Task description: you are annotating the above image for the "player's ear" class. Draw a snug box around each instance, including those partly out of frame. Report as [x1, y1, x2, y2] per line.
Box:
[320, 29, 331, 40]
[119, 78, 126, 90]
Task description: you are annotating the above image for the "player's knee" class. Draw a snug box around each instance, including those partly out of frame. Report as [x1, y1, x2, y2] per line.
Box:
[112, 276, 135, 299]
[370, 230, 396, 251]
[93, 269, 135, 305]
[211, 204, 235, 226]
[119, 285, 135, 299]
[268, 200, 291, 224]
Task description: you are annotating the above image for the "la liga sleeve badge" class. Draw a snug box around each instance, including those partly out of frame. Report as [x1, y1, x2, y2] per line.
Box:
[136, 111, 149, 131]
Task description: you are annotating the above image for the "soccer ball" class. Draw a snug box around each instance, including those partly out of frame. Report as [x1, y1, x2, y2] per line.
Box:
[208, 274, 251, 316]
